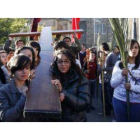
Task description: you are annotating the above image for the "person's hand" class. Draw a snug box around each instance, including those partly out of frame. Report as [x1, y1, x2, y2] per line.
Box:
[121, 68, 129, 76]
[60, 93, 65, 102]
[73, 32, 77, 38]
[21, 86, 28, 96]
[30, 69, 36, 79]
[51, 79, 62, 92]
[124, 83, 131, 90]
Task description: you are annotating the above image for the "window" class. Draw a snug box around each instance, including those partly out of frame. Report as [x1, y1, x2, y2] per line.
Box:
[94, 23, 106, 34]
[102, 24, 106, 34]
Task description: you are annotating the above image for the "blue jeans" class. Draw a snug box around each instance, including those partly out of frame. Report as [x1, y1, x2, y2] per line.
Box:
[112, 97, 140, 122]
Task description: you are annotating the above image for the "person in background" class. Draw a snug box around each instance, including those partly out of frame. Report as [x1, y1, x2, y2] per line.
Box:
[30, 41, 41, 66]
[50, 49, 90, 122]
[98, 42, 117, 116]
[83, 50, 98, 111]
[0, 54, 32, 122]
[79, 44, 86, 68]
[113, 45, 121, 61]
[111, 39, 140, 122]
[15, 46, 35, 70]
[63, 33, 82, 58]
[54, 41, 70, 56]
[0, 50, 10, 88]
[3, 37, 24, 54]
[0, 50, 8, 66]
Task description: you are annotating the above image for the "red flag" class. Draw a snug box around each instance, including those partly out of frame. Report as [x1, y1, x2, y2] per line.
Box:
[31, 18, 41, 32]
[72, 18, 81, 39]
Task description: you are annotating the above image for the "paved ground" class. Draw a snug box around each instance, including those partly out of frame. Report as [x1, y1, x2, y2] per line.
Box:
[86, 97, 114, 122]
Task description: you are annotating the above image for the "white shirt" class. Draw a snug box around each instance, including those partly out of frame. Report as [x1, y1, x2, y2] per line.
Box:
[111, 61, 140, 103]
[76, 59, 82, 69]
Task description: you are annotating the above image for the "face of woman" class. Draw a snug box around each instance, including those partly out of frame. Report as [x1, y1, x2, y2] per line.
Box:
[129, 43, 139, 58]
[57, 54, 71, 74]
[33, 47, 38, 60]
[14, 66, 30, 82]
[90, 53, 96, 60]
[20, 49, 33, 62]
[0, 53, 8, 65]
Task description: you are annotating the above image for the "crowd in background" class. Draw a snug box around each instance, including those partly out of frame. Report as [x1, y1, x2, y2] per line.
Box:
[0, 32, 140, 122]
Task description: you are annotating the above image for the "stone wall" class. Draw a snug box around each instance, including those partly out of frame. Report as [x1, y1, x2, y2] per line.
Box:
[38, 18, 118, 48]
[39, 18, 71, 31]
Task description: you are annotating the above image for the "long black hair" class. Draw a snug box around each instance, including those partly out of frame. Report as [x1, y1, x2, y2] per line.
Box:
[0, 50, 6, 84]
[15, 46, 35, 69]
[50, 49, 84, 83]
[101, 42, 110, 51]
[119, 39, 140, 69]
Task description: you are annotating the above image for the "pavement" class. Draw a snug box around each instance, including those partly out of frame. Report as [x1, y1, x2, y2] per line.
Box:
[86, 97, 114, 122]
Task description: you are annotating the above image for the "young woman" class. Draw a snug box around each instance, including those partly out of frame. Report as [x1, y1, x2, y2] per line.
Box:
[15, 46, 35, 69]
[0, 50, 8, 66]
[83, 50, 98, 111]
[0, 54, 31, 122]
[15, 46, 35, 78]
[111, 39, 140, 122]
[54, 41, 82, 69]
[50, 49, 90, 122]
[30, 41, 41, 66]
[0, 50, 9, 88]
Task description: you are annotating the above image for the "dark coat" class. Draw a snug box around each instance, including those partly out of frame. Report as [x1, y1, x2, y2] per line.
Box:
[53, 70, 90, 122]
[0, 80, 29, 122]
[3, 40, 12, 54]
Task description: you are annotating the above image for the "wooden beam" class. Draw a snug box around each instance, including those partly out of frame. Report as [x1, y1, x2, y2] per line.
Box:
[24, 51, 62, 120]
[9, 29, 84, 37]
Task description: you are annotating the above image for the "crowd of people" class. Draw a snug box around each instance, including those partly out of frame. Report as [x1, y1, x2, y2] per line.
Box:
[0, 32, 140, 122]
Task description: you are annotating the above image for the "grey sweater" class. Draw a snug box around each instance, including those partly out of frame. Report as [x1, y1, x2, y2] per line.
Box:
[104, 52, 117, 82]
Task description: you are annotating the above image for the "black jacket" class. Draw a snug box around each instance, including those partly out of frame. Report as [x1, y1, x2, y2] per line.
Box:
[3, 40, 12, 54]
[53, 70, 90, 122]
[0, 80, 29, 122]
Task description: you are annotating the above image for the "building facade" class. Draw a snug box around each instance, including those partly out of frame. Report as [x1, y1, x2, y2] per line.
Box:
[38, 18, 139, 48]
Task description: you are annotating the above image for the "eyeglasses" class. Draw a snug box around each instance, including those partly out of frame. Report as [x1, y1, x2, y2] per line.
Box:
[57, 60, 71, 65]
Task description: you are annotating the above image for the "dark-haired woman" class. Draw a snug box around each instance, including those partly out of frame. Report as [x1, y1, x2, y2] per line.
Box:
[111, 39, 140, 122]
[0, 50, 10, 88]
[30, 42, 41, 66]
[54, 41, 82, 69]
[0, 54, 31, 122]
[50, 50, 90, 122]
[15, 46, 35, 79]
[15, 46, 35, 69]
